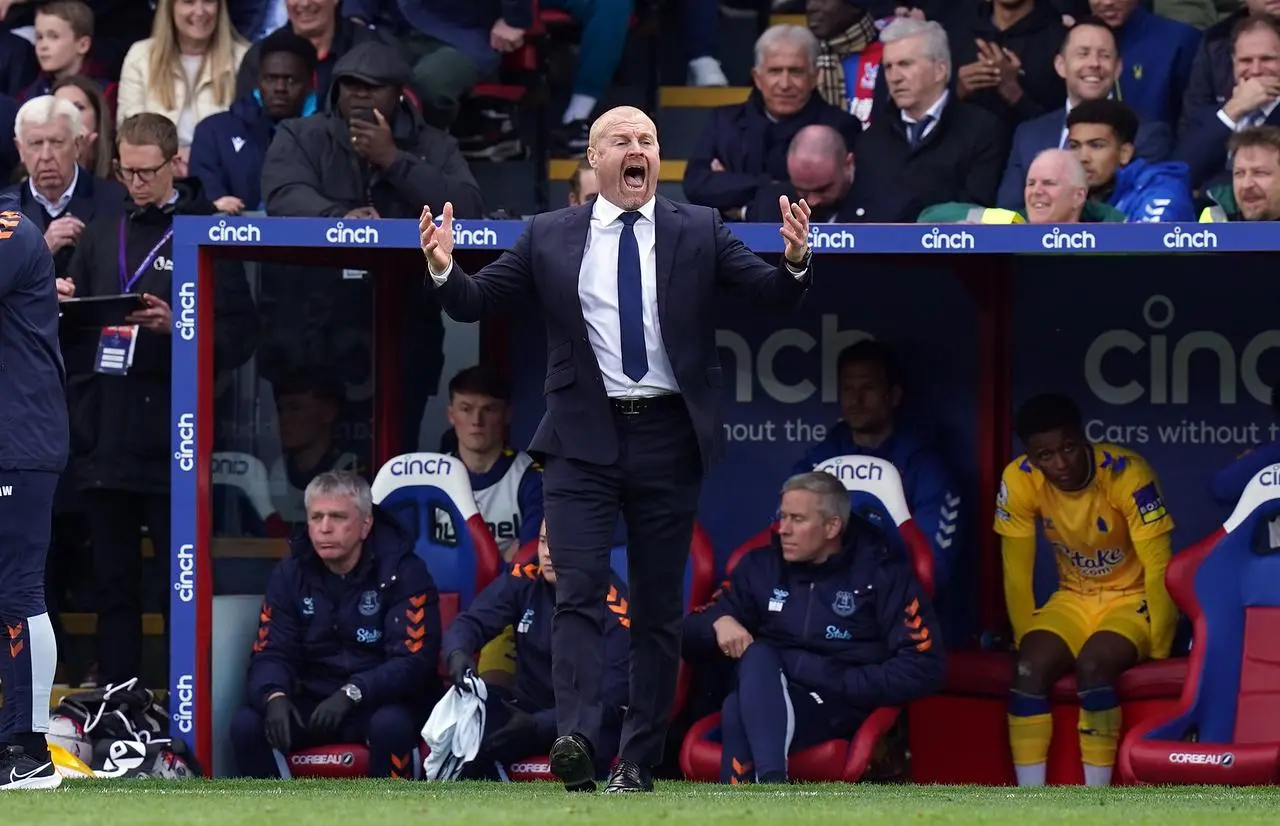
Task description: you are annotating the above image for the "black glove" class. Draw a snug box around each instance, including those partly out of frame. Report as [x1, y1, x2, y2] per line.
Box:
[446, 649, 477, 690]
[481, 700, 539, 754]
[308, 690, 356, 741]
[263, 694, 303, 752]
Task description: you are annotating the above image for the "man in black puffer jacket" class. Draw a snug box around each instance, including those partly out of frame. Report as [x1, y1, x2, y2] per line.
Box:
[62, 113, 259, 688]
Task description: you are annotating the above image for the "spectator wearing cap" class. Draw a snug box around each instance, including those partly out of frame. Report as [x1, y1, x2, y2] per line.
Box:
[262, 41, 482, 220]
[949, 0, 1068, 132]
[853, 17, 1008, 210]
[191, 28, 319, 215]
[116, 0, 250, 167]
[234, 0, 401, 103]
[684, 24, 861, 220]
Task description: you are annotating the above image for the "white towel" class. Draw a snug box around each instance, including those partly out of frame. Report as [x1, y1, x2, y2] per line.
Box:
[421, 675, 488, 780]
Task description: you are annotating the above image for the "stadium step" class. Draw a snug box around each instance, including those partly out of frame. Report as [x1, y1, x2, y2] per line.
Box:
[548, 158, 686, 183]
[770, 13, 805, 26]
[659, 86, 750, 108]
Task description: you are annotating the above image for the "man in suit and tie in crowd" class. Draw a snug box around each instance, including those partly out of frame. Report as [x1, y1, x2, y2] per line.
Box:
[418, 104, 814, 794]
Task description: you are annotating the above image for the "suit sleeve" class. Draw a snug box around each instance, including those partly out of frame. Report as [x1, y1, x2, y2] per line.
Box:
[432, 218, 537, 321]
[1178, 38, 1219, 140]
[964, 122, 1008, 207]
[793, 559, 945, 707]
[349, 557, 442, 707]
[711, 210, 810, 308]
[442, 565, 524, 658]
[682, 548, 766, 653]
[682, 111, 773, 210]
[1173, 115, 1232, 189]
[997, 125, 1031, 210]
[245, 564, 305, 711]
[1210, 441, 1280, 506]
[517, 463, 544, 545]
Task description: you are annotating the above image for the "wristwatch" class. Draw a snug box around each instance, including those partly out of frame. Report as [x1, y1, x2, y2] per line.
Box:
[341, 683, 363, 704]
[785, 248, 812, 273]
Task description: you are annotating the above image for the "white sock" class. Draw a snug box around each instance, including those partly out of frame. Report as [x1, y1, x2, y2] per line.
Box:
[562, 94, 597, 124]
[27, 612, 57, 733]
[1015, 762, 1046, 786]
[1083, 764, 1113, 786]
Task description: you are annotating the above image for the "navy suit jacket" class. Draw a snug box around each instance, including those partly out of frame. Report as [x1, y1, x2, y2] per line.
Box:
[1174, 105, 1280, 191]
[996, 108, 1173, 209]
[432, 196, 812, 470]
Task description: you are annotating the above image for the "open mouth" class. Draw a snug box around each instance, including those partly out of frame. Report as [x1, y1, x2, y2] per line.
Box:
[624, 164, 647, 189]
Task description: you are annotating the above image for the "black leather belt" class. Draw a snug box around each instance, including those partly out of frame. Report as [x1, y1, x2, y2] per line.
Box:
[611, 394, 682, 416]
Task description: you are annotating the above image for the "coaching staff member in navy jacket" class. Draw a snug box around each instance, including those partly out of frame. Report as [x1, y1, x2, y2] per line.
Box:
[0, 198, 70, 790]
[419, 104, 814, 794]
[442, 519, 631, 778]
[229, 471, 442, 779]
[685, 471, 944, 784]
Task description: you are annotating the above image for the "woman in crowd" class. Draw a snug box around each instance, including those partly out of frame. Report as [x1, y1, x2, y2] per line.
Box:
[52, 75, 114, 178]
[116, 0, 247, 168]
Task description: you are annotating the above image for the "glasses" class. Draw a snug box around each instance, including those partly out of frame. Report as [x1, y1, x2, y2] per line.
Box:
[114, 158, 171, 183]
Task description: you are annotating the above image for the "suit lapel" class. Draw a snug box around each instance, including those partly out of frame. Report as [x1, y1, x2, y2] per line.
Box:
[653, 196, 682, 324]
[561, 203, 593, 335]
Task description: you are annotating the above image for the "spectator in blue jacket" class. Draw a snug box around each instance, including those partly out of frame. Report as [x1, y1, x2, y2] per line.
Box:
[1066, 98, 1194, 221]
[441, 520, 630, 779]
[190, 27, 318, 215]
[684, 471, 944, 784]
[1091, 0, 1200, 128]
[229, 470, 442, 779]
[793, 341, 965, 601]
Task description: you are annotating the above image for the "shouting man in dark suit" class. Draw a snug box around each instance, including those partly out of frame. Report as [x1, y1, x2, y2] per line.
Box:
[419, 105, 814, 794]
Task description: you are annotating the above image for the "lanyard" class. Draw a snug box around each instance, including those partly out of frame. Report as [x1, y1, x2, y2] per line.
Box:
[118, 218, 174, 293]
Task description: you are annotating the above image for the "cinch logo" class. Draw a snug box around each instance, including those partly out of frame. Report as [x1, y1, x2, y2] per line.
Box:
[174, 412, 195, 472]
[290, 753, 355, 767]
[175, 543, 195, 603]
[452, 223, 499, 247]
[212, 456, 248, 476]
[807, 226, 856, 250]
[818, 459, 884, 483]
[1041, 227, 1096, 250]
[1260, 466, 1280, 486]
[1168, 752, 1234, 766]
[175, 281, 196, 341]
[1163, 227, 1217, 249]
[1085, 295, 1280, 405]
[173, 673, 194, 734]
[326, 221, 379, 245]
[390, 456, 453, 476]
[207, 219, 261, 243]
[717, 315, 872, 403]
[920, 226, 975, 250]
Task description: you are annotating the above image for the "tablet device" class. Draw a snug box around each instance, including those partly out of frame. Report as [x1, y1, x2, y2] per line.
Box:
[59, 294, 148, 328]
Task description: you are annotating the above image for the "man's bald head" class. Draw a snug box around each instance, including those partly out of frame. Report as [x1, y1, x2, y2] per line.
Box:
[588, 106, 657, 149]
[1024, 148, 1088, 224]
[786, 125, 853, 220]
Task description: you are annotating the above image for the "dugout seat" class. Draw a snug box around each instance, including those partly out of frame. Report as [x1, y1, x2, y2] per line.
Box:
[211, 451, 290, 538]
[679, 455, 934, 783]
[1119, 468, 1280, 785]
[499, 523, 718, 782]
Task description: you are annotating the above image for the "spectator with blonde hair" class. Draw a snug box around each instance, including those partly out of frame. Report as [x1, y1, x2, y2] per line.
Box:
[116, 0, 249, 167]
[52, 75, 114, 178]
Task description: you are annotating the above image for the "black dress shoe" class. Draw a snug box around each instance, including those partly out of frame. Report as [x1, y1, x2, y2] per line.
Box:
[549, 734, 596, 792]
[604, 759, 654, 792]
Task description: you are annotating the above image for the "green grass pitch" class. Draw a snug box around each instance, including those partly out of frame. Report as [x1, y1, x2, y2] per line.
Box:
[6, 780, 1280, 825]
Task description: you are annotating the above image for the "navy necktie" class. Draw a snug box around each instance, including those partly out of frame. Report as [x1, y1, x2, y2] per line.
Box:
[617, 211, 647, 382]
[908, 115, 933, 146]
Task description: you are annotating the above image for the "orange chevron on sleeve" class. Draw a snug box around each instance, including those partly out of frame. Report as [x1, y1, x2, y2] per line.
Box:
[6, 623, 24, 659]
[0, 210, 20, 241]
[252, 604, 273, 653]
[904, 614, 922, 630]
[905, 598, 919, 618]
[915, 638, 933, 652]
[605, 587, 631, 628]
[404, 594, 428, 654]
[908, 627, 930, 642]
[405, 639, 423, 653]
[409, 594, 427, 608]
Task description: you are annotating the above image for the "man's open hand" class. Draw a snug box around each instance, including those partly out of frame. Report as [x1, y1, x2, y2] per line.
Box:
[420, 202, 455, 276]
[779, 195, 811, 264]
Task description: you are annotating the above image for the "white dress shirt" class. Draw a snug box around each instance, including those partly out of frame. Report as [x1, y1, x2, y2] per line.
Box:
[901, 90, 948, 143]
[29, 164, 78, 219]
[430, 195, 810, 400]
[1217, 97, 1280, 132]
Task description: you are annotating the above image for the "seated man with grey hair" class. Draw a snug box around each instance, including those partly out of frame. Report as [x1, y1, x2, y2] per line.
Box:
[683, 23, 861, 220]
[230, 470, 443, 779]
[1, 94, 125, 280]
[853, 17, 1007, 211]
[918, 148, 1124, 224]
[683, 471, 944, 784]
